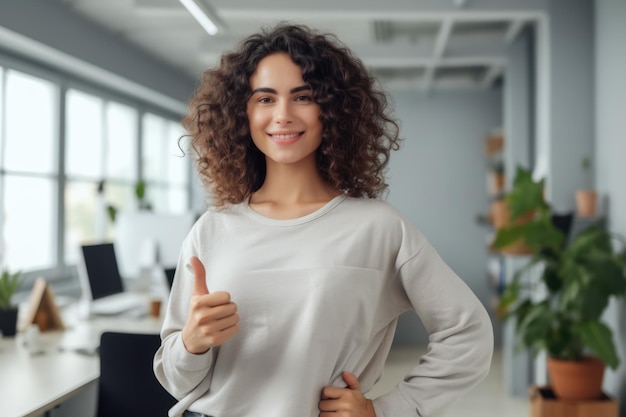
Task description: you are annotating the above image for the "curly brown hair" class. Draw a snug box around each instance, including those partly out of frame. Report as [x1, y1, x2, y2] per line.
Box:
[183, 23, 401, 207]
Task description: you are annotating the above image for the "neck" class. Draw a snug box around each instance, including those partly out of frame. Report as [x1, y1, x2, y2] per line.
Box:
[249, 158, 340, 219]
[254, 158, 337, 205]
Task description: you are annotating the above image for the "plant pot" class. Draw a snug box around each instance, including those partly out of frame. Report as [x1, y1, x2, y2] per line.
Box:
[0, 307, 19, 337]
[575, 189, 597, 217]
[547, 356, 605, 400]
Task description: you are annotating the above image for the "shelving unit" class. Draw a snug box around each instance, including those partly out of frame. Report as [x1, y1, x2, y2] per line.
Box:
[485, 131, 505, 200]
[481, 130, 535, 397]
[482, 131, 506, 314]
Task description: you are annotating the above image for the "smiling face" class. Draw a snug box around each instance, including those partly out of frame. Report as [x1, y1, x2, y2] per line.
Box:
[246, 53, 323, 169]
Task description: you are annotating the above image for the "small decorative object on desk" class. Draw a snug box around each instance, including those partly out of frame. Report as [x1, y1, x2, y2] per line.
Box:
[20, 277, 64, 332]
[0, 269, 23, 337]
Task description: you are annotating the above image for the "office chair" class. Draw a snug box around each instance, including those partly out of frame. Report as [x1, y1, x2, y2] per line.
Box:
[97, 331, 176, 417]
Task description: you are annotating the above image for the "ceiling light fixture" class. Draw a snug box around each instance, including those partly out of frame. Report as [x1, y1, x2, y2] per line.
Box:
[179, 0, 219, 35]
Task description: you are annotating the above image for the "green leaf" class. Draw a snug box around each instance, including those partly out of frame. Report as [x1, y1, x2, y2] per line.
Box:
[577, 321, 620, 369]
[517, 301, 552, 351]
[542, 266, 561, 292]
[498, 281, 520, 313]
[567, 226, 612, 258]
[578, 284, 609, 321]
[492, 224, 526, 249]
[589, 255, 626, 295]
[559, 278, 581, 312]
[522, 218, 565, 254]
[0, 271, 23, 309]
[506, 166, 549, 220]
[135, 180, 146, 201]
[546, 316, 581, 359]
[107, 205, 118, 223]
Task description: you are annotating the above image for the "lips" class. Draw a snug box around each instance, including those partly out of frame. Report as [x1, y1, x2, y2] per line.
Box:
[268, 131, 304, 144]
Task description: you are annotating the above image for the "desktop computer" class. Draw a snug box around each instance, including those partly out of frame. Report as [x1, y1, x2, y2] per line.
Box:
[77, 242, 146, 316]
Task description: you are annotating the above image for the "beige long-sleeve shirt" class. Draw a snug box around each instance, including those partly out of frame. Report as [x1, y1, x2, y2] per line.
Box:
[154, 195, 493, 417]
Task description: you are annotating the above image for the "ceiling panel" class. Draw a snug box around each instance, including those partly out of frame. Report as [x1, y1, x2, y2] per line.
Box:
[61, 0, 537, 91]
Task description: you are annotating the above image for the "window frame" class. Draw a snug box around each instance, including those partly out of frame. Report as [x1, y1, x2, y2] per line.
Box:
[0, 51, 191, 297]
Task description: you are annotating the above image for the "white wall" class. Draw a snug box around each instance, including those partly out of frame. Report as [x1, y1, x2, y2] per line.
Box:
[595, 0, 626, 409]
[386, 90, 503, 345]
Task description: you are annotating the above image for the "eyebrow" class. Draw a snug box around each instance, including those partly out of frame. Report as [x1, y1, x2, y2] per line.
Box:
[250, 85, 311, 95]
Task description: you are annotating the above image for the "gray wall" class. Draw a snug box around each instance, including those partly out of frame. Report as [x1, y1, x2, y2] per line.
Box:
[544, 0, 595, 212]
[505, 28, 533, 179]
[595, 0, 626, 411]
[386, 90, 503, 346]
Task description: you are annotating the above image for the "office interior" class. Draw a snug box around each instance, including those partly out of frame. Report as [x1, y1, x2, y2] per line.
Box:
[0, 1, 625, 416]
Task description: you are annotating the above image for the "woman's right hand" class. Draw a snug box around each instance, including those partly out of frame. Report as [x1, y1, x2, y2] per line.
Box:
[182, 256, 240, 354]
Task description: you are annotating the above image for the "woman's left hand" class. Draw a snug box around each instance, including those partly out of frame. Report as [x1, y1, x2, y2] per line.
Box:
[319, 371, 377, 417]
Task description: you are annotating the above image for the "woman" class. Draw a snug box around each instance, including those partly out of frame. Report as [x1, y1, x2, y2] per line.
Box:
[154, 23, 493, 417]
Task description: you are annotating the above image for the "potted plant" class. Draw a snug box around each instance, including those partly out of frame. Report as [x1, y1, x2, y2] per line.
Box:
[135, 180, 153, 211]
[0, 269, 23, 337]
[489, 167, 538, 255]
[575, 156, 598, 217]
[104, 179, 152, 225]
[493, 166, 626, 400]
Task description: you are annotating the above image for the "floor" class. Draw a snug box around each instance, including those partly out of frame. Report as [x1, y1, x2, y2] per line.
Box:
[368, 347, 529, 417]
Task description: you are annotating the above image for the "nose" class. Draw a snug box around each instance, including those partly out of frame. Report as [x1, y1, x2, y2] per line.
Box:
[273, 100, 292, 124]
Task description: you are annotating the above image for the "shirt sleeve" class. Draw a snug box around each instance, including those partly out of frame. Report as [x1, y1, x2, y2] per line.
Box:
[372, 226, 494, 417]
[153, 224, 216, 401]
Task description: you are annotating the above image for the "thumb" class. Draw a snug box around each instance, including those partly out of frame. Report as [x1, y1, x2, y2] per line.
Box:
[190, 256, 209, 295]
[342, 371, 361, 391]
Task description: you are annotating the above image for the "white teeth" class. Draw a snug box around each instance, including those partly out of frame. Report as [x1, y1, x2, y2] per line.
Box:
[271, 133, 300, 139]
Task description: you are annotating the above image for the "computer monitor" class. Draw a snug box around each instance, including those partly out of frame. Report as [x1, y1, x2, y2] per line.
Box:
[77, 242, 148, 316]
[113, 211, 196, 280]
[79, 243, 125, 300]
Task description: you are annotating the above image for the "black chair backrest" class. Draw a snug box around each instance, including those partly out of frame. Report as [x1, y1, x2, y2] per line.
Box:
[164, 267, 176, 289]
[97, 331, 176, 417]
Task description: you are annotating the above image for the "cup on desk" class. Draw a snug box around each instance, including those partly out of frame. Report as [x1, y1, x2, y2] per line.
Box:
[149, 299, 162, 318]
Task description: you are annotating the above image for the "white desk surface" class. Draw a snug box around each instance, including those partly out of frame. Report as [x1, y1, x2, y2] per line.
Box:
[0, 304, 163, 417]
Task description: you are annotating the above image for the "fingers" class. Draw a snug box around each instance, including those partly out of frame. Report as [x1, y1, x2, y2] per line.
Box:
[190, 301, 238, 323]
[196, 313, 240, 341]
[321, 386, 345, 400]
[190, 256, 209, 295]
[342, 371, 360, 391]
[321, 372, 360, 400]
[183, 256, 241, 354]
[191, 291, 232, 308]
[320, 373, 376, 417]
[318, 398, 343, 412]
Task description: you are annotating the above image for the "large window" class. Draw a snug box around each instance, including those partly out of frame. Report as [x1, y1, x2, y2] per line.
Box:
[0, 62, 190, 278]
[64, 90, 140, 264]
[142, 113, 189, 214]
[0, 69, 58, 272]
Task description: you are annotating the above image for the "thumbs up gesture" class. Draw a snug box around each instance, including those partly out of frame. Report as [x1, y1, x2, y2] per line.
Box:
[319, 371, 377, 417]
[182, 256, 240, 354]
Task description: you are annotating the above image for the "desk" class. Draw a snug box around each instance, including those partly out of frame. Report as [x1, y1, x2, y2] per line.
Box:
[0, 304, 163, 417]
